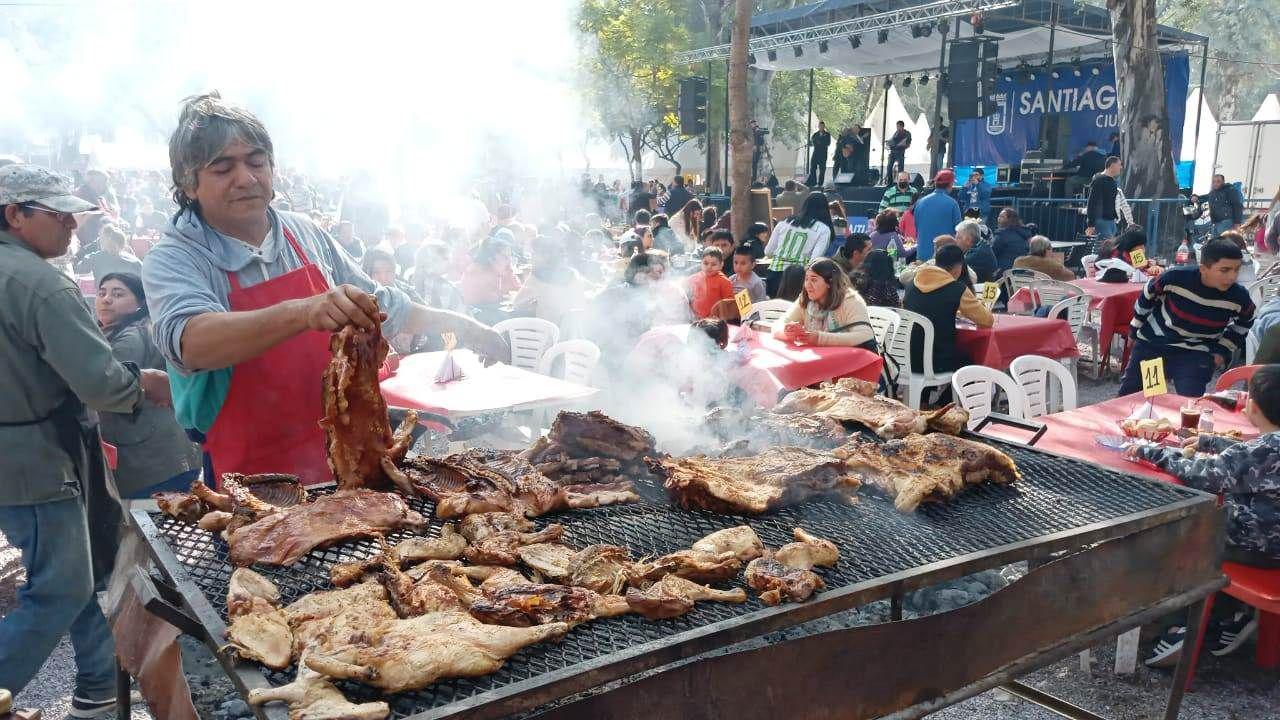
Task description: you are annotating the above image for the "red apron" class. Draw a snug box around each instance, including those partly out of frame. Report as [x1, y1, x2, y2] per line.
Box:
[204, 227, 334, 487]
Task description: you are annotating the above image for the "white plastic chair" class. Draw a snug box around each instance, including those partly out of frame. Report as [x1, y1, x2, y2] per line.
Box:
[1032, 279, 1082, 310]
[536, 339, 601, 386]
[1251, 275, 1280, 305]
[950, 365, 1027, 430]
[492, 318, 560, 372]
[1081, 254, 1099, 279]
[1045, 294, 1092, 378]
[883, 308, 954, 409]
[999, 268, 1053, 315]
[1010, 354, 1078, 419]
[867, 306, 900, 349]
[751, 298, 794, 325]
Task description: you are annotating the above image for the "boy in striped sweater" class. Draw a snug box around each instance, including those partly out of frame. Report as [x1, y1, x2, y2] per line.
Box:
[1118, 239, 1254, 397]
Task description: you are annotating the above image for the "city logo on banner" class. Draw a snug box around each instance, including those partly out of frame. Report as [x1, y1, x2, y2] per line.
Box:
[986, 93, 1009, 136]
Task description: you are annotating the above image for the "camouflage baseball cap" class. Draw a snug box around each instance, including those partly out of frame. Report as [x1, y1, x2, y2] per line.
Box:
[0, 164, 98, 213]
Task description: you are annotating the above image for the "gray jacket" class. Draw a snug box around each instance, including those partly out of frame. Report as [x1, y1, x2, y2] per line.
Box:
[100, 321, 201, 498]
[0, 230, 144, 505]
[143, 208, 411, 374]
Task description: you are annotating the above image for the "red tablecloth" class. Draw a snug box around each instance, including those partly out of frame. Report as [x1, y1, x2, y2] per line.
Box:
[633, 325, 883, 409]
[983, 391, 1258, 481]
[955, 314, 1079, 368]
[1072, 278, 1144, 360]
[380, 350, 598, 418]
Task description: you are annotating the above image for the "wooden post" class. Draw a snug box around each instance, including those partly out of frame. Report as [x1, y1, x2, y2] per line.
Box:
[729, 0, 752, 241]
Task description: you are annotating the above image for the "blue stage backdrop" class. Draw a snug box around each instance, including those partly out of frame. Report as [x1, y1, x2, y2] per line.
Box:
[953, 53, 1190, 167]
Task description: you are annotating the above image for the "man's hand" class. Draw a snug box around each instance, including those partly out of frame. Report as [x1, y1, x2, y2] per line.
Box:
[471, 327, 511, 366]
[1085, 226, 1097, 237]
[139, 369, 172, 408]
[304, 284, 380, 332]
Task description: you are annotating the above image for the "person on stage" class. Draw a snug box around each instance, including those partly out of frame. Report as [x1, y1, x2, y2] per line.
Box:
[143, 92, 508, 487]
[808, 121, 831, 187]
[886, 120, 912, 179]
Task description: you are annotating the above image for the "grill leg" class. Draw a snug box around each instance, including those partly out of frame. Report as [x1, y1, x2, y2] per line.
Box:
[1164, 598, 1208, 720]
[999, 680, 1108, 720]
[116, 659, 131, 718]
[891, 591, 903, 621]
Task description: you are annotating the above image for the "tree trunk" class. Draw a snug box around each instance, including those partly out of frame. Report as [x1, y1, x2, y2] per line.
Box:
[630, 131, 645, 182]
[1108, 0, 1182, 258]
[729, 0, 752, 241]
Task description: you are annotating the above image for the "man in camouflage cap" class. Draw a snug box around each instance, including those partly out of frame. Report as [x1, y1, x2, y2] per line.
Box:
[0, 164, 170, 717]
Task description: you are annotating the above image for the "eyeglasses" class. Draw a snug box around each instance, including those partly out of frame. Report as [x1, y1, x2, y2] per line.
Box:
[20, 203, 75, 222]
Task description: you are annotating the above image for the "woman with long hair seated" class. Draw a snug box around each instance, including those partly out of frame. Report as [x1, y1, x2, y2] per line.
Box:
[764, 192, 834, 296]
[855, 249, 902, 308]
[94, 273, 201, 499]
[461, 234, 522, 322]
[772, 258, 876, 350]
[670, 198, 704, 253]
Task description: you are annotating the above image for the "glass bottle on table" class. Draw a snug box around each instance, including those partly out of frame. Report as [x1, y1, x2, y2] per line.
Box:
[1198, 406, 1215, 433]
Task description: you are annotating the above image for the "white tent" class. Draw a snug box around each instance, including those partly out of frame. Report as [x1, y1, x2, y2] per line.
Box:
[909, 113, 932, 166]
[1180, 88, 1218, 195]
[863, 85, 925, 174]
[1253, 94, 1280, 122]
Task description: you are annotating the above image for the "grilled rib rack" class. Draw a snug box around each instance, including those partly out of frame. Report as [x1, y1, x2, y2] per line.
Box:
[135, 437, 1209, 720]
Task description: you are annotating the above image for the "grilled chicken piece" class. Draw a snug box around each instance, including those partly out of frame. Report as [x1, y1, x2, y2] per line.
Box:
[427, 565, 628, 628]
[566, 544, 635, 595]
[633, 550, 741, 585]
[190, 480, 235, 512]
[459, 512, 564, 565]
[625, 574, 748, 619]
[691, 526, 765, 562]
[285, 582, 399, 658]
[925, 404, 970, 435]
[515, 543, 578, 581]
[374, 540, 468, 618]
[248, 653, 390, 720]
[320, 319, 418, 492]
[834, 434, 1020, 512]
[459, 511, 535, 539]
[153, 490, 207, 523]
[224, 569, 293, 670]
[547, 410, 656, 462]
[329, 524, 466, 587]
[304, 612, 569, 694]
[226, 489, 428, 567]
[744, 557, 825, 606]
[773, 528, 839, 570]
[650, 447, 860, 514]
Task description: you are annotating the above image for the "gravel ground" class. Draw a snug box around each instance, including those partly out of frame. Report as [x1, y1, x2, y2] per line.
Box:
[3, 368, 1276, 719]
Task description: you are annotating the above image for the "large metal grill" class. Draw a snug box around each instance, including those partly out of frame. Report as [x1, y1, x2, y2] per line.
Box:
[141, 437, 1203, 719]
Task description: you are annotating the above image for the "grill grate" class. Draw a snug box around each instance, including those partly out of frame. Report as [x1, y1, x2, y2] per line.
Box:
[148, 438, 1198, 719]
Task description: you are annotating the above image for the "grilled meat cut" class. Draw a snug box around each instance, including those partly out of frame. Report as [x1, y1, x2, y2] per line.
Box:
[744, 557, 825, 606]
[248, 656, 390, 720]
[515, 543, 578, 582]
[691, 526, 765, 562]
[304, 612, 569, 694]
[329, 524, 465, 587]
[625, 574, 748, 619]
[566, 544, 635, 595]
[773, 528, 839, 570]
[835, 433, 1020, 512]
[650, 447, 860, 514]
[459, 512, 565, 565]
[285, 582, 400, 658]
[223, 569, 293, 670]
[547, 411, 656, 462]
[632, 550, 741, 584]
[225, 489, 427, 567]
[153, 491, 206, 523]
[320, 321, 417, 491]
[769, 378, 969, 440]
[424, 564, 630, 628]
[402, 450, 639, 519]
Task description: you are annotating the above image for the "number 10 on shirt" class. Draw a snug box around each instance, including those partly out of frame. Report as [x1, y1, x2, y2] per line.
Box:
[1140, 357, 1167, 397]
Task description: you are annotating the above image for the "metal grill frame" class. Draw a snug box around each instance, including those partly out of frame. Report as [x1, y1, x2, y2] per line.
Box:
[130, 435, 1221, 720]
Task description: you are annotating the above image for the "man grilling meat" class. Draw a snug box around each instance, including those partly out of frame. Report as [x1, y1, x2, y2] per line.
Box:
[144, 92, 509, 487]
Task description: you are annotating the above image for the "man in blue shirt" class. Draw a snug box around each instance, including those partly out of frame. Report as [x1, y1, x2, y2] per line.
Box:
[961, 169, 992, 223]
[912, 170, 962, 262]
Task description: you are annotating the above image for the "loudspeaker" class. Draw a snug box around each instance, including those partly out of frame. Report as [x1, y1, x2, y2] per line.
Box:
[946, 38, 999, 119]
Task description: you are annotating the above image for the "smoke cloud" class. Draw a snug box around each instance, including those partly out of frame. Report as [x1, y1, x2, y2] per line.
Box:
[0, 1, 588, 212]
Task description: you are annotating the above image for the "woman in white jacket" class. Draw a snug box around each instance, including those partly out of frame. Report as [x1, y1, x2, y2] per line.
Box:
[773, 257, 876, 350]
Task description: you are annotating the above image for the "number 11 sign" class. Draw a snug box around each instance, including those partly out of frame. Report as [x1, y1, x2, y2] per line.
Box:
[1139, 357, 1167, 397]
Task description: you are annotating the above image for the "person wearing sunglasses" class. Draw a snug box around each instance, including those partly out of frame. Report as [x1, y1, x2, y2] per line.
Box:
[0, 163, 172, 717]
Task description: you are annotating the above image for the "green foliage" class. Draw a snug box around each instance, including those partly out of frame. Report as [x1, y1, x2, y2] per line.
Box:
[769, 70, 871, 148]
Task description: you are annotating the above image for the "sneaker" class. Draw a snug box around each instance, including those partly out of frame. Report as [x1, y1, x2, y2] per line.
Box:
[1210, 610, 1258, 657]
[69, 691, 143, 718]
[1144, 625, 1185, 668]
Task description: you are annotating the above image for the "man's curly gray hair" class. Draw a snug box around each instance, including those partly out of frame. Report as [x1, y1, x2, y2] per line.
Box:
[168, 91, 274, 215]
